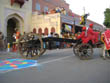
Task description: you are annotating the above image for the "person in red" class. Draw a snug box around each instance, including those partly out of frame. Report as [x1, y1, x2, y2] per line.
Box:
[87, 24, 99, 44]
[77, 26, 89, 44]
[12, 28, 20, 52]
[15, 28, 20, 43]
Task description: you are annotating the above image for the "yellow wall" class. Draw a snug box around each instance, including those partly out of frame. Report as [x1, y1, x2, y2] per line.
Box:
[0, 0, 32, 36]
[32, 13, 61, 35]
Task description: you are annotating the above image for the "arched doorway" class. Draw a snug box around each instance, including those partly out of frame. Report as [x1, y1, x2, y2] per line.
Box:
[51, 27, 55, 33]
[6, 13, 24, 45]
[33, 28, 36, 33]
[7, 18, 19, 45]
[44, 28, 48, 35]
[38, 28, 42, 35]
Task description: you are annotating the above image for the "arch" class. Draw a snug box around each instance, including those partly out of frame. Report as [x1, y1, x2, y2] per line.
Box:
[5, 13, 24, 44]
[5, 13, 24, 35]
[44, 28, 48, 35]
[33, 28, 36, 33]
[51, 27, 55, 33]
[38, 28, 42, 35]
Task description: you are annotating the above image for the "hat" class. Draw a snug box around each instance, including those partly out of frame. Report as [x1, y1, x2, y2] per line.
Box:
[89, 24, 93, 27]
[82, 26, 86, 30]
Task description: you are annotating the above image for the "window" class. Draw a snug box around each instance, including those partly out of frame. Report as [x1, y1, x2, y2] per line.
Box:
[36, 3, 40, 10]
[38, 28, 42, 35]
[51, 27, 55, 33]
[44, 6, 48, 12]
[44, 28, 48, 35]
[33, 28, 36, 33]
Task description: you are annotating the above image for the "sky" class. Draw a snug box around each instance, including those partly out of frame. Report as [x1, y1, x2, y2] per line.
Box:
[65, 0, 110, 25]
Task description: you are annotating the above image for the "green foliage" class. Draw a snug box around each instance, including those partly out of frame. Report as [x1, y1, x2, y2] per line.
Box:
[103, 8, 110, 28]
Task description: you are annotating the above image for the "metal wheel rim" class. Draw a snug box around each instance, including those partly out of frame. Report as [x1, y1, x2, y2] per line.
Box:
[78, 44, 93, 60]
[18, 33, 44, 59]
[73, 44, 79, 56]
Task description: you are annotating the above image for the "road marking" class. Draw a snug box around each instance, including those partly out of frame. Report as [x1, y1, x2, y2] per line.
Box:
[0, 55, 73, 74]
[40, 55, 73, 65]
[0, 59, 39, 74]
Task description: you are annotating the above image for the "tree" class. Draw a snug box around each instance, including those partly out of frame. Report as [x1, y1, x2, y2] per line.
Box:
[103, 8, 110, 28]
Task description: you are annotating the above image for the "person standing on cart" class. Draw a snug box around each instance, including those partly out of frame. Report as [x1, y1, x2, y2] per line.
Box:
[77, 13, 91, 44]
[87, 24, 99, 44]
[76, 26, 89, 44]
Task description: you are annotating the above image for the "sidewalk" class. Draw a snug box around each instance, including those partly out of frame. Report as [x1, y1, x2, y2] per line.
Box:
[0, 51, 21, 60]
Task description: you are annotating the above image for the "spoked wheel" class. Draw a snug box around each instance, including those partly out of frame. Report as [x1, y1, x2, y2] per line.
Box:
[78, 44, 93, 60]
[73, 44, 79, 56]
[106, 50, 110, 59]
[18, 33, 45, 59]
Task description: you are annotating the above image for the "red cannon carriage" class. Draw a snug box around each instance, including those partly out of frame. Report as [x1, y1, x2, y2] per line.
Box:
[73, 25, 103, 60]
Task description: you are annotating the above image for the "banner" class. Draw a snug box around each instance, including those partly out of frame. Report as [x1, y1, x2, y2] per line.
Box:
[103, 29, 110, 50]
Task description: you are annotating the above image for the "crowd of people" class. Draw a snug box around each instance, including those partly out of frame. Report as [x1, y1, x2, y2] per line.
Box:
[40, 7, 67, 15]
[0, 28, 21, 52]
[42, 32, 61, 50]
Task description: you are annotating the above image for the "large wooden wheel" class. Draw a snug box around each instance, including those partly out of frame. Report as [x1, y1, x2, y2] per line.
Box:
[77, 44, 93, 60]
[18, 33, 45, 59]
[73, 44, 79, 56]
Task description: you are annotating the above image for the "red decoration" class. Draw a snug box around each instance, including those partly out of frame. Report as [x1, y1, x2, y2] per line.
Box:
[10, 0, 28, 8]
[11, 0, 14, 6]
[102, 29, 110, 50]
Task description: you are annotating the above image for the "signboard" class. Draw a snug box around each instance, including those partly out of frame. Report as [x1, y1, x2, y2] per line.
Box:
[61, 18, 74, 25]
[65, 24, 72, 32]
[103, 29, 110, 50]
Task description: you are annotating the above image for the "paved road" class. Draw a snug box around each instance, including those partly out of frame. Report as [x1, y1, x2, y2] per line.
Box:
[0, 48, 110, 83]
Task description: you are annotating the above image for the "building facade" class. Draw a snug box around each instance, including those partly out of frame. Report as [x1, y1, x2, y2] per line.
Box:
[32, 0, 75, 35]
[0, 0, 32, 43]
[0, 0, 104, 44]
[32, 0, 104, 35]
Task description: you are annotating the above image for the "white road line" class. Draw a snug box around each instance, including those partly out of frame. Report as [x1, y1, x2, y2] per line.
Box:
[0, 63, 39, 74]
[40, 55, 73, 65]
